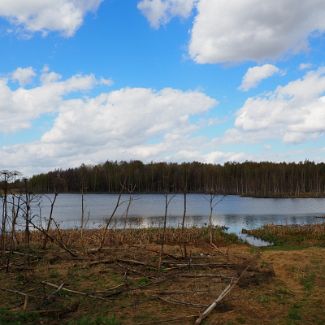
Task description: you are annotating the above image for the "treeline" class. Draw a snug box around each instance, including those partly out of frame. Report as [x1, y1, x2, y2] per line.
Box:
[25, 160, 325, 197]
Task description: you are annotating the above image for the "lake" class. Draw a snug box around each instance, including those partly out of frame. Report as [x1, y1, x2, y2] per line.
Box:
[25, 194, 325, 246]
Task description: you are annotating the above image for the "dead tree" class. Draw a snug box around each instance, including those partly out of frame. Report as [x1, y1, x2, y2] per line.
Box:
[123, 184, 137, 229]
[23, 178, 31, 247]
[180, 167, 188, 257]
[204, 189, 225, 244]
[98, 182, 127, 250]
[158, 191, 176, 269]
[0, 170, 20, 252]
[42, 193, 59, 249]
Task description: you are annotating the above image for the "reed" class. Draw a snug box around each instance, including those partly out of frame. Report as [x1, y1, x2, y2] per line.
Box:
[7, 226, 240, 252]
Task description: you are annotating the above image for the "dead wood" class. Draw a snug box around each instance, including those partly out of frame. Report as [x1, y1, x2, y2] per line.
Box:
[137, 314, 198, 325]
[44, 282, 64, 303]
[155, 295, 208, 308]
[195, 265, 249, 324]
[28, 220, 78, 257]
[41, 281, 108, 301]
[0, 288, 31, 311]
[179, 274, 232, 280]
[4, 250, 40, 259]
[163, 262, 237, 269]
[143, 289, 210, 295]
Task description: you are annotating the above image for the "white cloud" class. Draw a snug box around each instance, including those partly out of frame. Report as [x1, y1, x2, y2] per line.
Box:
[189, 0, 325, 64]
[138, 0, 196, 28]
[0, 0, 102, 37]
[1, 68, 246, 175]
[11, 67, 36, 86]
[224, 68, 325, 144]
[0, 67, 106, 133]
[41, 87, 216, 145]
[204, 151, 247, 164]
[240, 64, 281, 91]
[299, 63, 313, 70]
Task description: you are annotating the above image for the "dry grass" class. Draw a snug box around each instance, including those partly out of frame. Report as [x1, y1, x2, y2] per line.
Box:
[1, 227, 325, 324]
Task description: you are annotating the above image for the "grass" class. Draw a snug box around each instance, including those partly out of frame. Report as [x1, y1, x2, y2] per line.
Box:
[1, 225, 325, 324]
[287, 303, 302, 322]
[244, 224, 325, 247]
[300, 272, 316, 292]
[0, 308, 40, 325]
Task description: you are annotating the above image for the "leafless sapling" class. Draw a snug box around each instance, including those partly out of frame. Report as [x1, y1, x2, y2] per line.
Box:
[42, 193, 59, 249]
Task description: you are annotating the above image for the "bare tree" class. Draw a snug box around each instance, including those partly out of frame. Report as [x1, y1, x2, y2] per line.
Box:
[42, 193, 59, 249]
[0, 170, 20, 252]
[180, 167, 188, 257]
[98, 181, 127, 250]
[158, 191, 176, 269]
[205, 191, 225, 244]
[123, 184, 137, 229]
[23, 178, 31, 247]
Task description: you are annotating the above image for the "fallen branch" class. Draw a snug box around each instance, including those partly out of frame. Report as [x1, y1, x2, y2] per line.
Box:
[117, 258, 156, 269]
[155, 295, 207, 308]
[179, 274, 232, 280]
[195, 265, 249, 324]
[29, 220, 78, 257]
[41, 281, 107, 301]
[163, 262, 237, 269]
[4, 251, 40, 259]
[144, 289, 210, 295]
[88, 258, 116, 266]
[45, 282, 64, 303]
[137, 314, 198, 325]
[0, 288, 30, 311]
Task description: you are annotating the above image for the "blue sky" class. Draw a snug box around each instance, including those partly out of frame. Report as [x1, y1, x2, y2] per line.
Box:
[0, 0, 325, 176]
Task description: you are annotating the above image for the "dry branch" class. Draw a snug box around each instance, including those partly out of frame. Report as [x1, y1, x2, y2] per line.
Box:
[195, 265, 249, 324]
[155, 295, 208, 308]
[41, 281, 108, 301]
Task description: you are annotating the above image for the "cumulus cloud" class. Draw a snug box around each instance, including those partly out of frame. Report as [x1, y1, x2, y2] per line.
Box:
[1, 68, 246, 175]
[0, 67, 106, 133]
[239, 64, 281, 91]
[0, 0, 102, 37]
[189, 0, 325, 64]
[138, 0, 196, 28]
[11, 67, 36, 86]
[224, 68, 325, 144]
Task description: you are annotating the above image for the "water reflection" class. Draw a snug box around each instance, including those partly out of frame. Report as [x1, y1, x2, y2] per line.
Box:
[24, 194, 325, 247]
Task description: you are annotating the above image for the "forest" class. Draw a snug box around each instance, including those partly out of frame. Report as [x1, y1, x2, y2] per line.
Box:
[23, 160, 325, 197]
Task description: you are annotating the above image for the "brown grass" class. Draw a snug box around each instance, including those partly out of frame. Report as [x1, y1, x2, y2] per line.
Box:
[1, 228, 325, 325]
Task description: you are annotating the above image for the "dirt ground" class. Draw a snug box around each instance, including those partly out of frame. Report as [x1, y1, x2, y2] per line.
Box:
[1, 231, 325, 325]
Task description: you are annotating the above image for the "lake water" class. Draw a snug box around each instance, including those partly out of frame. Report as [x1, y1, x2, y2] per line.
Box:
[26, 194, 325, 246]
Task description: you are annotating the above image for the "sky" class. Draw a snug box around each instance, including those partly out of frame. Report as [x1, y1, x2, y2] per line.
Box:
[0, 0, 325, 176]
